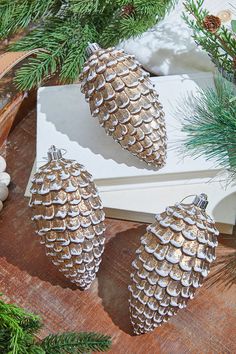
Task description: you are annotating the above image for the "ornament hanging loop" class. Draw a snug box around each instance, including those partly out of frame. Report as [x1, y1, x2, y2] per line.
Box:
[193, 193, 208, 210]
[47, 145, 62, 161]
[179, 193, 208, 210]
[85, 42, 101, 57]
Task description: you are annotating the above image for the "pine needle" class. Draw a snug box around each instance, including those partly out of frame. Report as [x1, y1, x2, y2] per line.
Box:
[179, 75, 236, 179]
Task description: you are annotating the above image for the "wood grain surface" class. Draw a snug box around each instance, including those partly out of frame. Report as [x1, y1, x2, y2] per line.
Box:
[0, 110, 235, 354]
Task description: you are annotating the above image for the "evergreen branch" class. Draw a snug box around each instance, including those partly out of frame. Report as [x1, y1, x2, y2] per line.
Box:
[60, 24, 98, 82]
[0, 296, 112, 353]
[100, 0, 177, 46]
[0, 297, 42, 333]
[179, 76, 236, 179]
[100, 14, 156, 46]
[184, 1, 235, 58]
[0, 296, 42, 354]
[12, 16, 95, 89]
[40, 332, 112, 354]
[10, 17, 75, 52]
[14, 51, 59, 91]
[70, 0, 177, 19]
[183, 0, 236, 80]
[2, 0, 177, 89]
[0, 0, 61, 39]
[118, 0, 177, 16]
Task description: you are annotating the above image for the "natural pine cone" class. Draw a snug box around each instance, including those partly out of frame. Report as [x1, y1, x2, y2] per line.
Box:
[203, 15, 221, 33]
[121, 4, 136, 16]
[29, 146, 106, 290]
[129, 194, 219, 335]
[79, 43, 167, 169]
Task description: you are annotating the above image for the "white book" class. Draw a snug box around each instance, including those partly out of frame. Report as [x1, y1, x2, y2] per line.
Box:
[25, 73, 236, 234]
[36, 73, 219, 183]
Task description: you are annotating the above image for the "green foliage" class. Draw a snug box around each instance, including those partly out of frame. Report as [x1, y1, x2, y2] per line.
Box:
[0, 295, 43, 354]
[11, 17, 97, 90]
[180, 76, 236, 179]
[0, 296, 111, 354]
[98, 0, 177, 47]
[41, 332, 112, 354]
[0, 0, 177, 90]
[0, 0, 61, 39]
[183, 0, 236, 82]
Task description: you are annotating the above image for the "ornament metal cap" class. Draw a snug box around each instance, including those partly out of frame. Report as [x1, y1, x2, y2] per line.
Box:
[47, 145, 62, 161]
[85, 42, 101, 57]
[193, 193, 208, 210]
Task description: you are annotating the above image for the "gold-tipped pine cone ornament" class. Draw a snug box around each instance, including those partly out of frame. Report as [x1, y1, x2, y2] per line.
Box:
[128, 194, 219, 335]
[79, 43, 167, 168]
[29, 146, 106, 290]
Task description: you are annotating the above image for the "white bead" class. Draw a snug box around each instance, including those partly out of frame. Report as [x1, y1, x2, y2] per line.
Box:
[0, 156, 6, 173]
[0, 172, 11, 186]
[0, 200, 3, 212]
[217, 10, 232, 23]
[0, 183, 9, 201]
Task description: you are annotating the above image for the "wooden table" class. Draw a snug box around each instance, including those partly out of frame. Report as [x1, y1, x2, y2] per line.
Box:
[0, 110, 236, 354]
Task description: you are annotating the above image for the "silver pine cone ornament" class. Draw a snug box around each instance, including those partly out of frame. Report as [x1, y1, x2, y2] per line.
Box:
[128, 194, 219, 335]
[79, 43, 167, 168]
[29, 146, 106, 290]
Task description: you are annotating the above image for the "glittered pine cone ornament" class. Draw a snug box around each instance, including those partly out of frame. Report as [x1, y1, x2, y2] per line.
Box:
[128, 194, 219, 335]
[79, 43, 167, 168]
[29, 146, 106, 290]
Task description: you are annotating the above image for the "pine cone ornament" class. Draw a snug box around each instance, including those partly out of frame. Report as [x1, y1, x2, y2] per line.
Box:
[29, 146, 106, 290]
[79, 43, 167, 168]
[128, 194, 219, 335]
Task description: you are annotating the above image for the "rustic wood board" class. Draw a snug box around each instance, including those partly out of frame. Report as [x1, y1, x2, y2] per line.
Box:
[0, 111, 236, 354]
